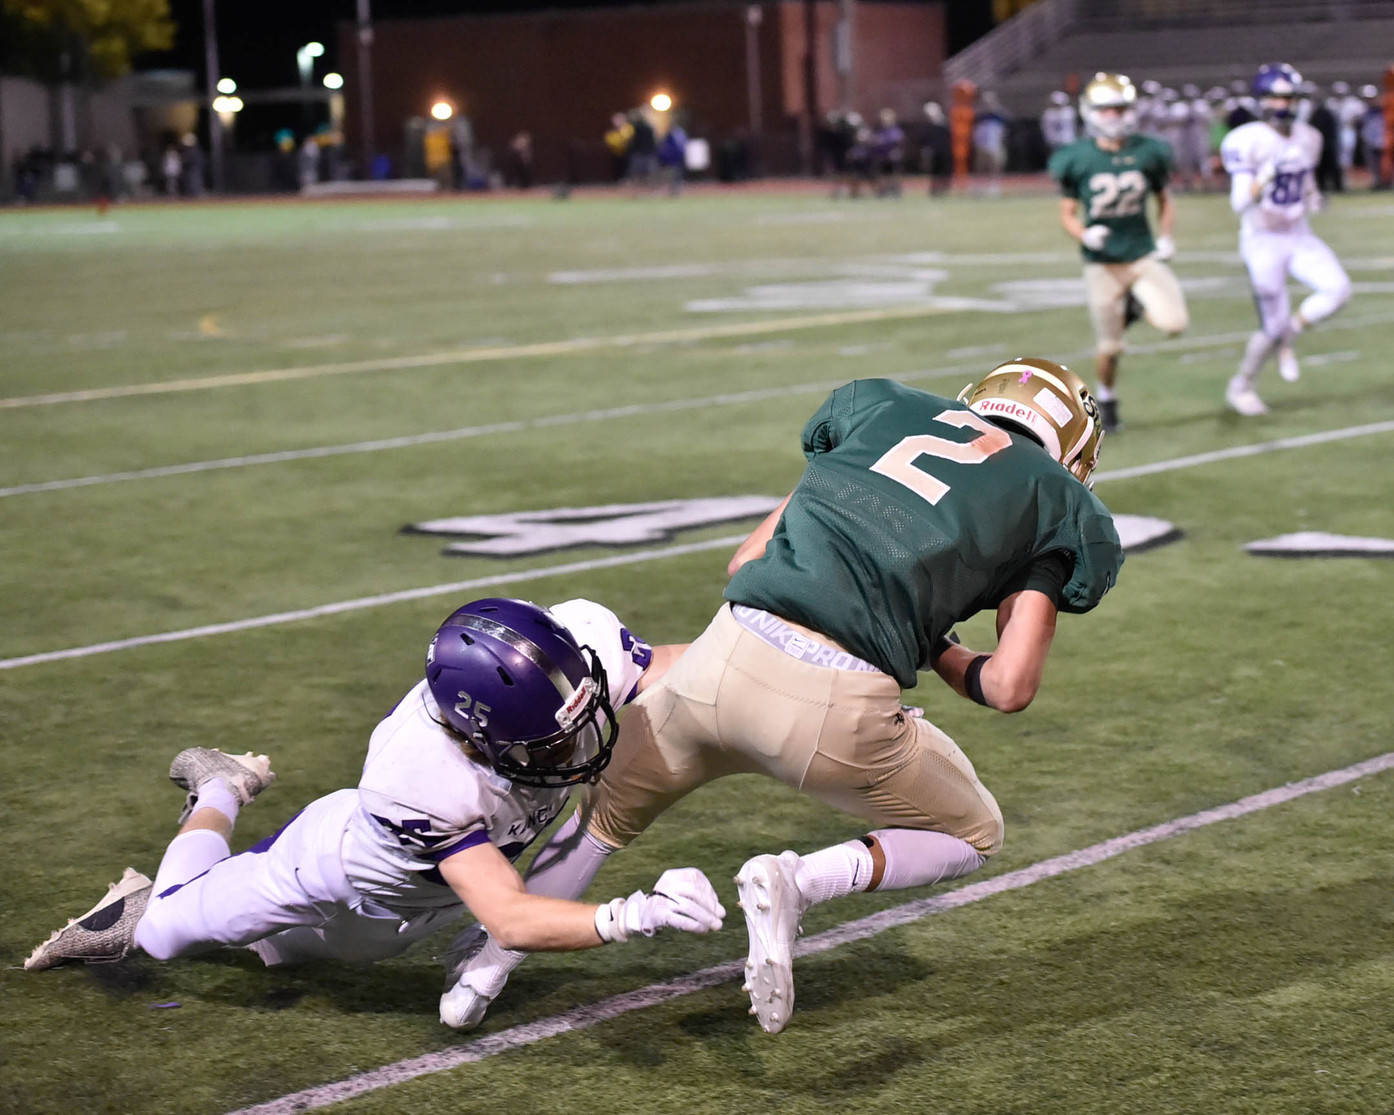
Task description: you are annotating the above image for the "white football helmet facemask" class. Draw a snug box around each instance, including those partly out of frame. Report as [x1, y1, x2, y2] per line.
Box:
[1080, 72, 1139, 141]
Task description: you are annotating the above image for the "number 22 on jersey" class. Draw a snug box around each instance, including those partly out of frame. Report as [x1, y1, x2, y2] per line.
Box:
[869, 410, 1012, 505]
[1087, 169, 1146, 219]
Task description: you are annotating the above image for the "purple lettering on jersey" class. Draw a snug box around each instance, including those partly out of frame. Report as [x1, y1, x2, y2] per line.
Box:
[620, 627, 653, 670]
[369, 813, 451, 849]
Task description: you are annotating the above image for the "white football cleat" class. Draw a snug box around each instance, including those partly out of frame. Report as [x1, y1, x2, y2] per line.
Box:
[735, 850, 809, 1034]
[1226, 380, 1269, 417]
[169, 748, 275, 824]
[25, 867, 153, 970]
[1276, 343, 1300, 383]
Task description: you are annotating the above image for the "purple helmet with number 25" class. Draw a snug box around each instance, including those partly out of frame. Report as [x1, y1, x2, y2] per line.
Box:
[425, 598, 618, 788]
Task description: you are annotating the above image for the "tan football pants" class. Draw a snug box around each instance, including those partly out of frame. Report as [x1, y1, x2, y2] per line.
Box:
[588, 605, 1004, 856]
[1084, 256, 1189, 355]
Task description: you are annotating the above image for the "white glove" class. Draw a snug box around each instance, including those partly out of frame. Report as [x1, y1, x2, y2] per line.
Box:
[594, 867, 725, 943]
[438, 926, 525, 1030]
[1080, 224, 1110, 252]
[1152, 234, 1175, 261]
[1305, 188, 1326, 214]
[1254, 159, 1278, 191]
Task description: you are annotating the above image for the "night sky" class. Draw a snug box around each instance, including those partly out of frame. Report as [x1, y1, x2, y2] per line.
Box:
[151, 0, 994, 90]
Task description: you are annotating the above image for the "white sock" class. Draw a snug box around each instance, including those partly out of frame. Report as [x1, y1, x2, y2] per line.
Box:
[868, 828, 986, 890]
[190, 777, 239, 826]
[794, 839, 875, 905]
[1094, 382, 1116, 402]
[149, 828, 230, 898]
[523, 812, 614, 900]
[1235, 331, 1276, 386]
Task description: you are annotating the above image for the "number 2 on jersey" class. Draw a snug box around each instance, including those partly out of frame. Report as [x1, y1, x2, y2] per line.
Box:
[869, 410, 1012, 505]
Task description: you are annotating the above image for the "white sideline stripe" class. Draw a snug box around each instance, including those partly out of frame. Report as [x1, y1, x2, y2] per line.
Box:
[0, 305, 952, 411]
[4, 415, 1394, 673]
[229, 749, 1394, 1115]
[0, 537, 746, 672]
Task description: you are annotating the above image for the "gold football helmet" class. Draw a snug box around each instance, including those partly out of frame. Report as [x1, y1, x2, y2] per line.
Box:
[1080, 72, 1139, 141]
[958, 357, 1104, 487]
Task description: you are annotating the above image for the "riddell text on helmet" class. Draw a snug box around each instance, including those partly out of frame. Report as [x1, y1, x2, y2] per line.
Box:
[977, 399, 1039, 423]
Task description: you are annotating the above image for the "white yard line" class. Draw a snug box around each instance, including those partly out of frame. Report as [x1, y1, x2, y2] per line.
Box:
[228, 748, 1394, 1115]
[8, 316, 1382, 501]
[3, 415, 1392, 673]
[0, 306, 954, 411]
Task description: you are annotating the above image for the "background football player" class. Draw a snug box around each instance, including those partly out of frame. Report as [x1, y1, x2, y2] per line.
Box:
[1220, 63, 1352, 416]
[446, 358, 1124, 1035]
[25, 598, 725, 1029]
[1048, 72, 1190, 433]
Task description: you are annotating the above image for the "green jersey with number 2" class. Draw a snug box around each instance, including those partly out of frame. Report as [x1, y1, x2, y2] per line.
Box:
[1048, 133, 1172, 263]
[725, 379, 1123, 688]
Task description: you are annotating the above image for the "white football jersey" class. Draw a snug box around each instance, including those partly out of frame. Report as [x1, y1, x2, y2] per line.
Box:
[341, 599, 653, 913]
[1221, 120, 1323, 234]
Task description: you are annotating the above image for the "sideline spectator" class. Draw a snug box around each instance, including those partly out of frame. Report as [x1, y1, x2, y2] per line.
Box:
[506, 132, 534, 190]
[604, 113, 633, 182]
[627, 109, 658, 191]
[161, 142, 182, 196]
[1361, 86, 1387, 189]
[973, 92, 1009, 194]
[871, 108, 905, 197]
[921, 101, 952, 195]
[1309, 89, 1342, 193]
[1040, 90, 1077, 153]
[658, 119, 688, 195]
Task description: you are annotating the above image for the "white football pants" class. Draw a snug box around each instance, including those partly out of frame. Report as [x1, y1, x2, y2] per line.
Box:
[1241, 225, 1351, 339]
[134, 789, 461, 964]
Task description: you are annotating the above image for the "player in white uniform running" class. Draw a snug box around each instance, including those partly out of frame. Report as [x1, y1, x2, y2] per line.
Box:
[25, 598, 725, 1028]
[1220, 62, 1352, 416]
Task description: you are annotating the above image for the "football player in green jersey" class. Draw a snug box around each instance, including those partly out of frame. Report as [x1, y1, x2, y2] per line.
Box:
[443, 358, 1123, 1036]
[1048, 72, 1189, 432]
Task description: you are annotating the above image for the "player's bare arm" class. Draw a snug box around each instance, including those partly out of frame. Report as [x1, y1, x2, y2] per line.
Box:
[1058, 196, 1088, 242]
[932, 588, 1058, 713]
[441, 841, 723, 952]
[728, 492, 792, 575]
[635, 643, 688, 694]
[1154, 187, 1176, 238]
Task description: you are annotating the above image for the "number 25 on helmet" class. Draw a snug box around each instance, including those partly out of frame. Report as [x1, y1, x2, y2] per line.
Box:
[425, 598, 619, 788]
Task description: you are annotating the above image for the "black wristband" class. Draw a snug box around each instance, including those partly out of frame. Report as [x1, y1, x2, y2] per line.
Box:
[964, 655, 991, 707]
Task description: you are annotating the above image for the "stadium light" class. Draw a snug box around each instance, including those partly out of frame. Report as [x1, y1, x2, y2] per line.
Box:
[216, 77, 237, 94]
[323, 72, 344, 90]
[430, 100, 454, 121]
[212, 95, 244, 117]
[650, 92, 673, 112]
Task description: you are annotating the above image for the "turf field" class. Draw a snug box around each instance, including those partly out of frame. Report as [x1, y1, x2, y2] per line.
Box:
[2, 183, 1393, 1115]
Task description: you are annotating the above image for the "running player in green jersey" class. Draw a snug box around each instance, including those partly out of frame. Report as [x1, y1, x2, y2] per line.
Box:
[442, 358, 1122, 1037]
[1049, 71, 1189, 432]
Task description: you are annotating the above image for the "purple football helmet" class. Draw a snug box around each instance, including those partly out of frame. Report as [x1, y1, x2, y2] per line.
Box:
[425, 598, 618, 788]
[1253, 63, 1303, 122]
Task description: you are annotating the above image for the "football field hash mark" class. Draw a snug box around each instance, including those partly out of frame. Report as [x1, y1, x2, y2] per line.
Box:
[228, 749, 1394, 1115]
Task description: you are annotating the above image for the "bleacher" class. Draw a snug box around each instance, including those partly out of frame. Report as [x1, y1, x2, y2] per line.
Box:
[946, 0, 1394, 113]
